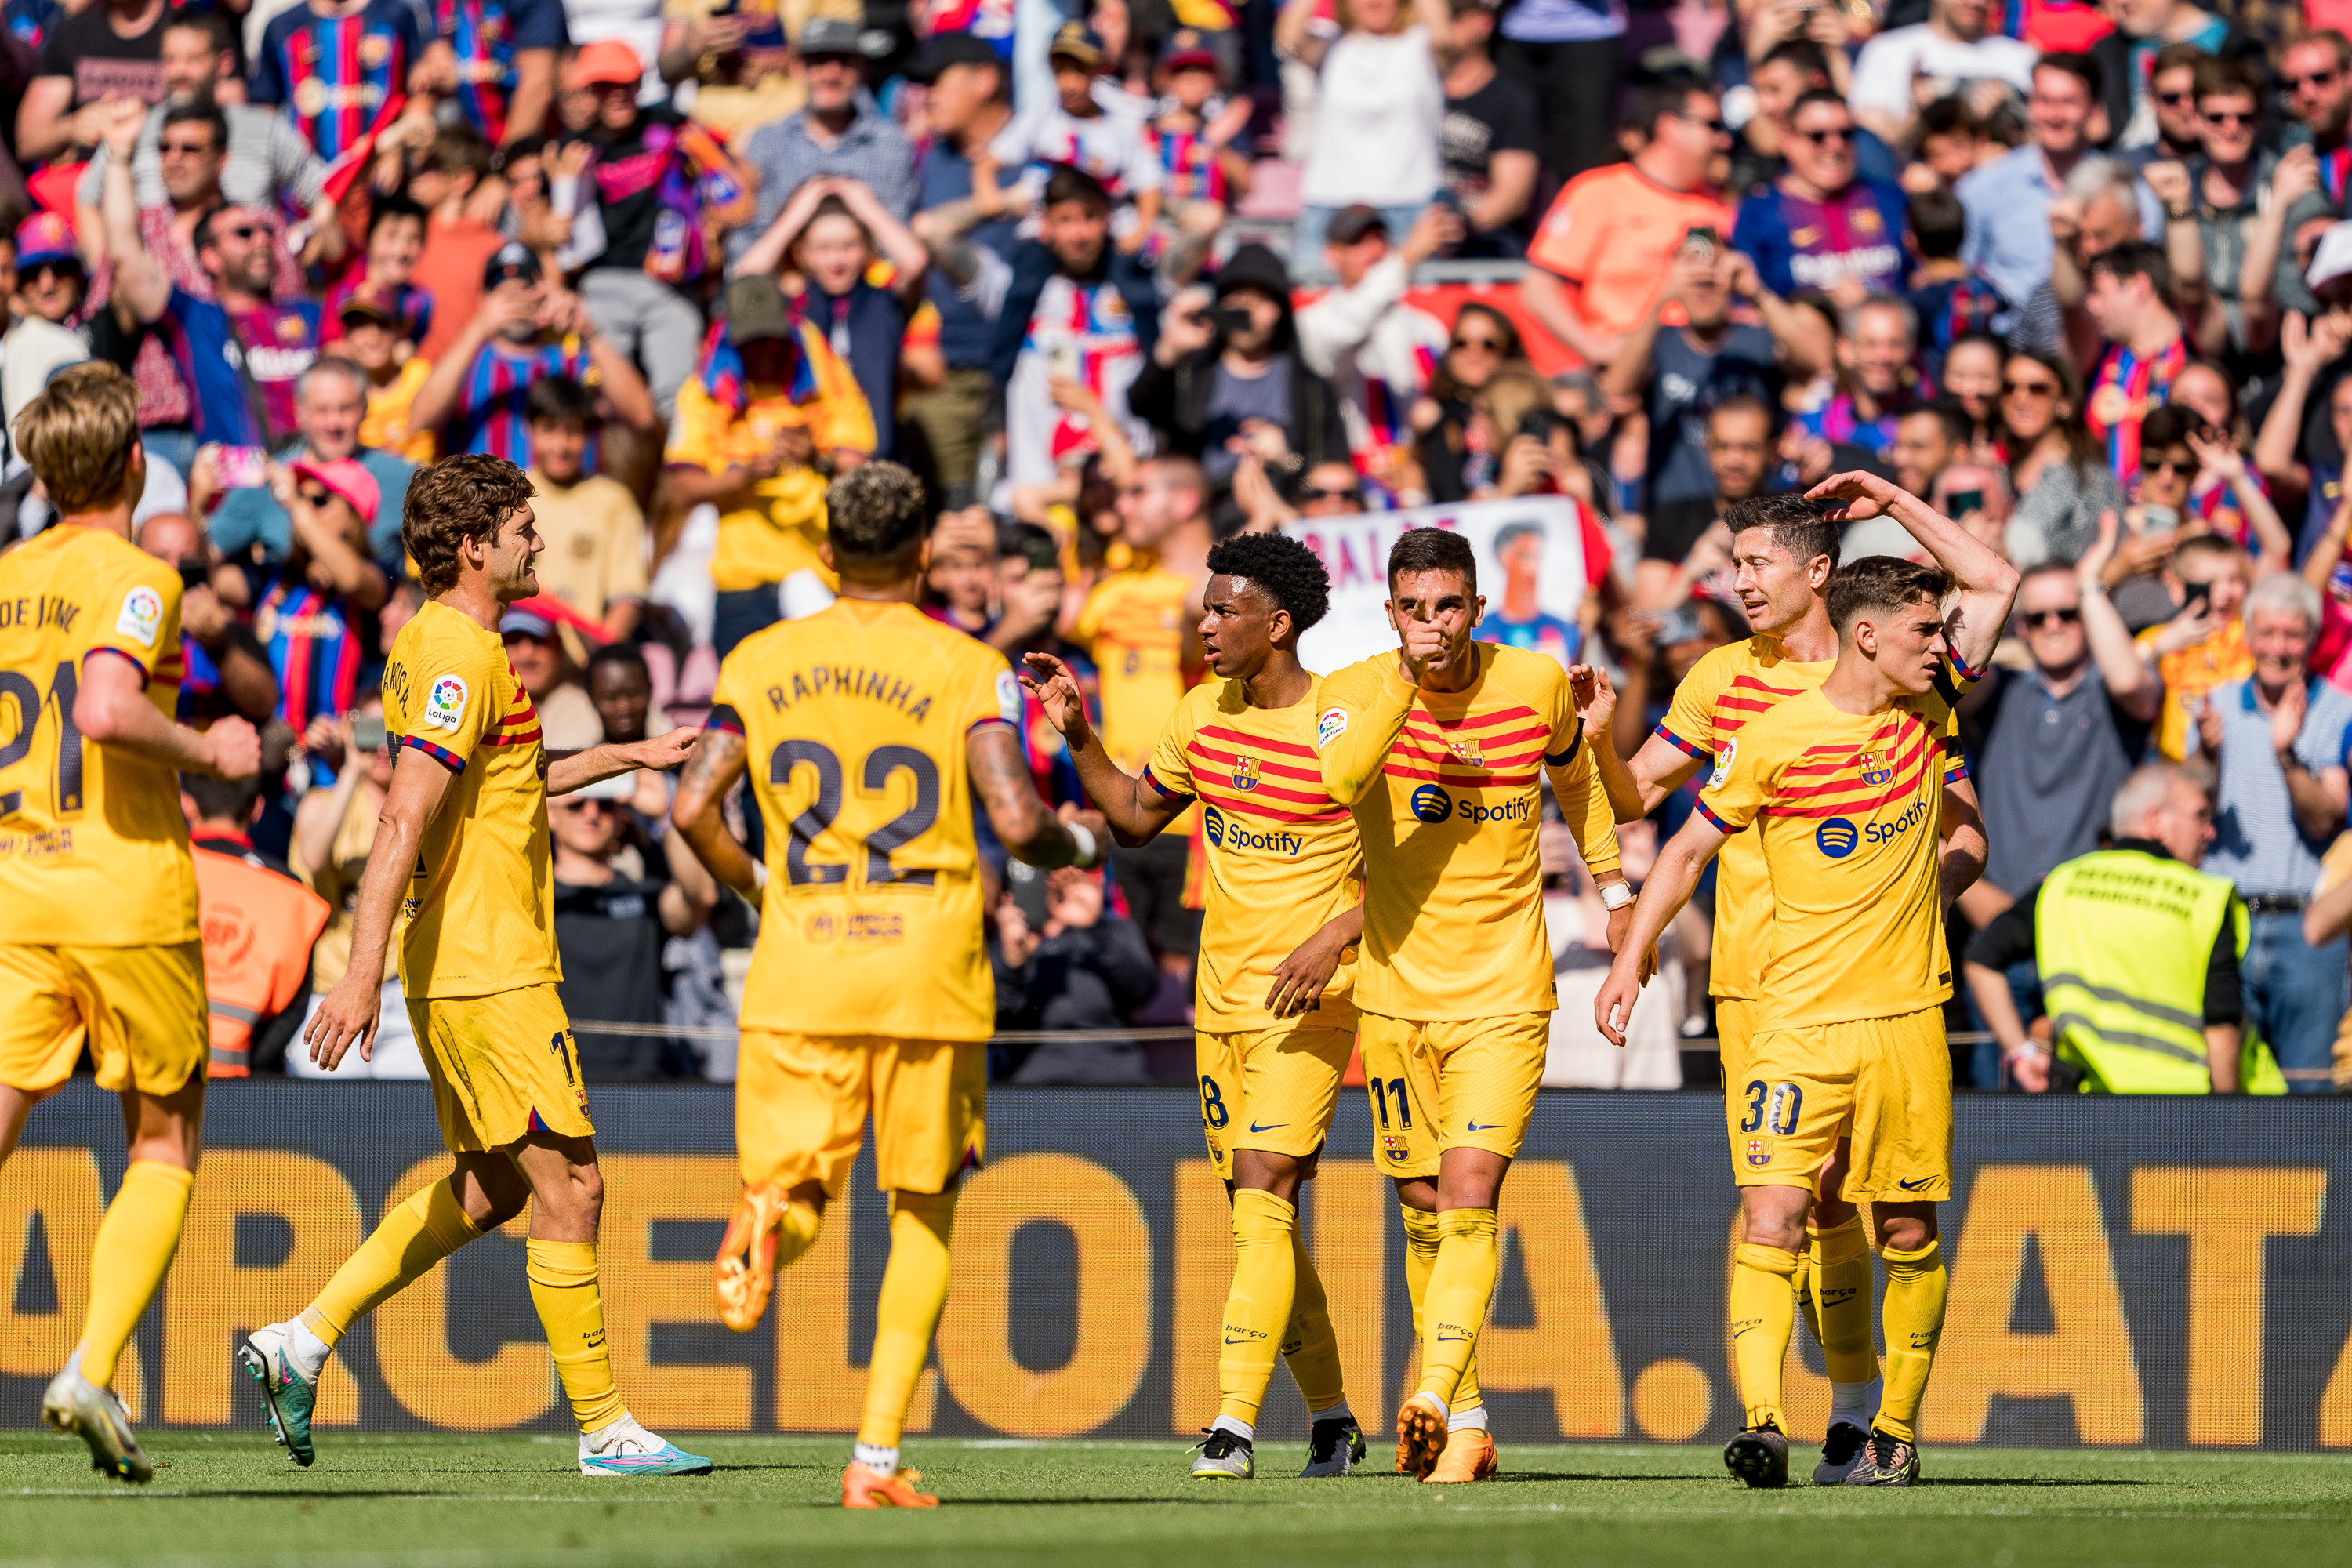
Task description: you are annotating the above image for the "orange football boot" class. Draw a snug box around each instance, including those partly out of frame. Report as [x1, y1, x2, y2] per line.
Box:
[713, 1183, 793, 1331]
[842, 1461, 939, 1508]
[1394, 1392, 1449, 1479]
[1422, 1426, 1498, 1483]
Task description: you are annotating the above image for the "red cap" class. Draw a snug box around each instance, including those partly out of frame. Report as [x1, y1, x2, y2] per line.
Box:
[292, 457, 382, 525]
[573, 39, 644, 87]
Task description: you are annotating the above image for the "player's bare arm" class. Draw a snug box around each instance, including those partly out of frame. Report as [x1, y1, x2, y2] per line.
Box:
[669, 727, 758, 898]
[1937, 776, 1987, 910]
[1545, 718, 1634, 951]
[301, 745, 457, 1070]
[74, 650, 262, 779]
[1593, 808, 1730, 1046]
[1265, 901, 1362, 1018]
[1570, 661, 1657, 822]
[546, 726, 701, 797]
[1018, 650, 1186, 845]
[1806, 471, 2022, 673]
[969, 723, 1106, 869]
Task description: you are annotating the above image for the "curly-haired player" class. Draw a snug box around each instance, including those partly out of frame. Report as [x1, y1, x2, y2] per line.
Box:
[240, 455, 713, 1479]
[1022, 530, 1371, 1482]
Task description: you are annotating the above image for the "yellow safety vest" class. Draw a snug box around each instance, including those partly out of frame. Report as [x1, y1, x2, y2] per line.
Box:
[2035, 848, 2287, 1095]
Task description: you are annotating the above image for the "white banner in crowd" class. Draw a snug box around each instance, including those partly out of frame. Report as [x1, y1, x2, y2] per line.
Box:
[1282, 495, 1592, 673]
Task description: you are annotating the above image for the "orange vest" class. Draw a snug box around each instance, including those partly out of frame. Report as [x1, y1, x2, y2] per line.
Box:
[193, 842, 333, 1078]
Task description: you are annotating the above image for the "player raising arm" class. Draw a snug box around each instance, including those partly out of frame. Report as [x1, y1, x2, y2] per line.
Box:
[1313, 528, 1628, 1483]
[1023, 532, 1370, 1482]
[1597, 537, 2018, 1492]
[241, 456, 710, 1481]
[0, 365, 260, 1484]
[671, 463, 1105, 1509]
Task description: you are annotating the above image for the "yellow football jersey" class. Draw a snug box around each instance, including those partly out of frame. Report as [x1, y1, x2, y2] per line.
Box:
[713, 597, 1019, 1041]
[1076, 554, 1193, 778]
[382, 601, 560, 998]
[1656, 637, 1835, 1001]
[0, 524, 197, 947]
[1144, 677, 1361, 1030]
[1316, 642, 1621, 1020]
[1697, 673, 1971, 1031]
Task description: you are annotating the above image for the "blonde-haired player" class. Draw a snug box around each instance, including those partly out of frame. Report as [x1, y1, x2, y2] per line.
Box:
[241, 455, 712, 1477]
[0, 361, 260, 1483]
[671, 462, 1106, 1508]
[1597, 473, 2017, 1489]
[1315, 526, 1628, 1483]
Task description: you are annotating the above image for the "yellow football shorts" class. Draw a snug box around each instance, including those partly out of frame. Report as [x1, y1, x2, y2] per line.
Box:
[1194, 1022, 1354, 1180]
[1733, 1006, 1951, 1201]
[1359, 1011, 1550, 1178]
[406, 983, 595, 1152]
[1714, 996, 1755, 1089]
[0, 942, 207, 1097]
[736, 1030, 985, 1199]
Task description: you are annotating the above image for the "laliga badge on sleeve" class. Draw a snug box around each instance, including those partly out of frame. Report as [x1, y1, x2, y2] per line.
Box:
[115, 585, 165, 648]
[423, 674, 470, 732]
[1709, 738, 1737, 791]
[995, 668, 1023, 726]
[1316, 706, 1348, 751]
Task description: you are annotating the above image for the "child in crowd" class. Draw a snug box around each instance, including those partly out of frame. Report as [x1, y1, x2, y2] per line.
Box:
[1904, 185, 2005, 379]
[1149, 28, 1252, 227]
[337, 297, 437, 463]
[325, 196, 435, 353]
[982, 20, 1163, 251]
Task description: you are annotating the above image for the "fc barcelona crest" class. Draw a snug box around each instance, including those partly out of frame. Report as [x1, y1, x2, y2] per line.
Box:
[1858, 750, 1893, 786]
[1233, 756, 1261, 792]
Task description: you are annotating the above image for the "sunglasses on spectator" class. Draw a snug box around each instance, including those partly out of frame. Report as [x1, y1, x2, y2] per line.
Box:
[158, 138, 216, 156]
[299, 487, 336, 508]
[1794, 126, 1852, 145]
[2002, 378, 2060, 398]
[223, 223, 277, 241]
[24, 263, 78, 285]
[554, 797, 615, 814]
[1301, 485, 1363, 503]
[2021, 607, 2082, 629]
[2289, 68, 2343, 90]
[2158, 90, 2196, 107]
[1450, 334, 1504, 352]
[2201, 108, 2256, 127]
[1671, 110, 1726, 132]
[2141, 453, 2195, 476]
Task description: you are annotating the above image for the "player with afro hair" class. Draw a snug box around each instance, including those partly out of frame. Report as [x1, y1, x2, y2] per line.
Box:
[1204, 532, 1330, 640]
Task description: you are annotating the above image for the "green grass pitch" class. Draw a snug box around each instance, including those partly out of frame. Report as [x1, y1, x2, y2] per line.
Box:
[3, 1432, 2348, 1567]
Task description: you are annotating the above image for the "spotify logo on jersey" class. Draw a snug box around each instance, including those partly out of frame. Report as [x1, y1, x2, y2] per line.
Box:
[1816, 818, 1860, 858]
[1410, 784, 1453, 824]
[1204, 804, 1228, 846]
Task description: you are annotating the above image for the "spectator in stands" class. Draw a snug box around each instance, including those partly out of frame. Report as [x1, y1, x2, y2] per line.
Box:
[1279, 0, 1447, 262]
[2261, 34, 2352, 320]
[1735, 89, 1909, 305]
[1489, 0, 1627, 180]
[14, 213, 86, 338]
[336, 297, 435, 464]
[2095, 0, 2264, 154]
[2114, 42, 2210, 171]
[233, 457, 387, 736]
[2254, 309, 2352, 543]
[523, 376, 647, 665]
[1890, 401, 1972, 510]
[204, 359, 416, 572]
[251, 0, 424, 168]
[1152, 29, 1255, 234]
[734, 176, 930, 463]
[181, 769, 332, 1078]
[1940, 331, 2005, 448]
[1414, 301, 1523, 506]
[2166, 57, 2275, 365]
[2082, 242, 2189, 485]
[405, 124, 510, 365]
[1797, 294, 1920, 464]
[1633, 396, 1773, 607]
[733, 16, 917, 264]
[985, 21, 1164, 247]
[2194, 571, 2352, 1091]
[551, 779, 720, 1080]
[408, 243, 656, 466]
[667, 273, 874, 659]
[414, 0, 565, 147]
[2003, 344, 2124, 567]
[1905, 189, 2006, 381]
[2011, 155, 2154, 368]
[904, 31, 1018, 500]
[2136, 534, 2254, 760]
[993, 867, 1160, 1080]
[16, 0, 172, 166]
[1520, 81, 1732, 371]
[501, 604, 604, 750]
[1436, 0, 1539, 257]
[1848, 0, 2036, 156]
[136, 510, 278, 727]
[992, 521, 1097, 801]
[325, 198, 434, 357]
[1131, 241, 1349, 493]
[1290, 206, 1453, 502]
[1729, 38, 1834, 202]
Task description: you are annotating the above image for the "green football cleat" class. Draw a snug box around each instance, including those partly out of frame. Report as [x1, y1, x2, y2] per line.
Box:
[1842, 1428, 1922, 1487]
[1299, 1416, 1366, 1477]
[1190, 1428, 1254, 1479]
[240, 1323, 318, 1467]
[42, 1356, 151, 1484]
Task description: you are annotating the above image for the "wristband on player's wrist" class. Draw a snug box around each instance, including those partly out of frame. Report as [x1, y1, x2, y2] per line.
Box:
[753, 860, 769, 892]
[1598, 880, 1635, 911]
[1067, 822, 1102, 869]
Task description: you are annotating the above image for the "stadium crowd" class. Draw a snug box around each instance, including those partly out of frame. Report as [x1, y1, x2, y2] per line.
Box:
[13, 0, 2352, 1092]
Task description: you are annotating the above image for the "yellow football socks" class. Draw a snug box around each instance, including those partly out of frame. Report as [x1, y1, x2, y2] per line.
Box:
[1414, 1208, 1498, 1406]
[526, 1239, 626, 1432]
[858, 1189, 956, 1450]
[1811, 1218, 1878, 1387]
[1875, 1240, 1947, 1443]
[307, 1178, 485, 1346]
[77, 1160, 194, 1388]
[1730, 1241, 1799, 1431]
[1281, 1225, 1348, 1414]
[1400, 1205, 1483, 1411]
[776, 1198, 824, 1270]
[1216, 1189, 1298, 1430]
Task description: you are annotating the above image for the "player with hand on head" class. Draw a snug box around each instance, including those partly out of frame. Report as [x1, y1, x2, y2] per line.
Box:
[1581, 486, 1995, 1483]
[670, 463, 1109, 1509]
[1595, 471, 2016, 1490]
[1314, 527, 1629, 1483]
[0, 363, 261, 1484]
[1022, 532, 1369, 1482]
[241, 455, 710, 1479]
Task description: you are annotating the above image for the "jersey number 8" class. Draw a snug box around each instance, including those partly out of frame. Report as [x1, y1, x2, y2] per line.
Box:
[769, 739, 942, 888]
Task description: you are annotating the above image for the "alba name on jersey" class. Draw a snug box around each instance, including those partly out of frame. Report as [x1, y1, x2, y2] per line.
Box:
[710, 597, 1021, 1042]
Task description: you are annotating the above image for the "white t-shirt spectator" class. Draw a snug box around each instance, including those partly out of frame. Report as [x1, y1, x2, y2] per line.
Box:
[1848, 25, 2038, 124]
[966, 251, 1152, 488]
[989, 101, 1166, 205]
[563, 0, 667, 103]
[1298, 25, 1444, 208]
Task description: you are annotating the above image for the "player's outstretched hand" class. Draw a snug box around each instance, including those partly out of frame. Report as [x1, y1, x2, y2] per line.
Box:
[1805, 470, 1906, 521]
[205, 716, 263, 781]
[1593, 960, 1643, 1047]
[1020, 652, 1092, 742]
[303, 972, 383, 1069]
[1570, 662, 1617, 733]
[633, 727, 700, 772]
[1266, 923, 1350, 1018]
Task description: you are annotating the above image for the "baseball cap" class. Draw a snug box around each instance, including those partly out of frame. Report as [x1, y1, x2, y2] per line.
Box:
[14, 211, 77, 270]
[2310, 220, 2352, 293]
[500, 608, 557, 641]
[797, 16, 865, 57]
[1159, 27, 1218, 71]
[725, 273, 796, 344]
[1325, 205, 1388, 246]
[291, 457, 382, 526]
[572, 38, 644, 87]
[337, 293, 401, 333]
[1048, 20, 1105, 67]
[484, 241, 543, 289]
[906, 29, 1003, 82]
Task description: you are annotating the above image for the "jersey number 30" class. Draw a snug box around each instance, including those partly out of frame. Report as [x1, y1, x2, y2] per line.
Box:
[769, 740, 941, 887]
[0, 662, 85, 819]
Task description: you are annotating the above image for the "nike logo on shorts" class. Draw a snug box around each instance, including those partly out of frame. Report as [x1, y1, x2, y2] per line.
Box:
[1897, 1178, 1936, 1191]
[1250, 1121, 1287, 1133]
